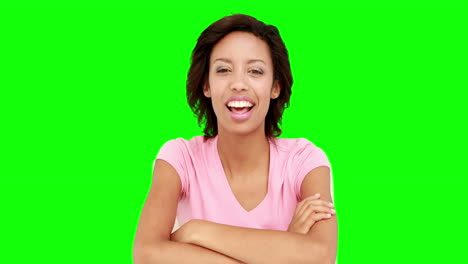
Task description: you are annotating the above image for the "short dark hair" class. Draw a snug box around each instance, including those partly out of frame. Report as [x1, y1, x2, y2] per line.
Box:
[186, 14, 293, 139]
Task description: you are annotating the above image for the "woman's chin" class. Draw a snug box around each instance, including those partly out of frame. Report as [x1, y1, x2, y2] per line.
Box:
[219, 123, 264, 137]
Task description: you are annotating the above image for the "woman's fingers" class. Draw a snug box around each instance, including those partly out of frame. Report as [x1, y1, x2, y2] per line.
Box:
[297, 198, 334, 217]
[289, 194, 336, 234]
[305, 213, 333, 225]
[298, 204, 334, 223]
[304, 199, 334, 209]
[306, 204, 335, 216]
[293, 211, 334, 235]
[294, 193, 320, 217]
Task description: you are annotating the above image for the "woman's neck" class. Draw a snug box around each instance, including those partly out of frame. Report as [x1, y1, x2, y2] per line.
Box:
[217, 129, 270, 181]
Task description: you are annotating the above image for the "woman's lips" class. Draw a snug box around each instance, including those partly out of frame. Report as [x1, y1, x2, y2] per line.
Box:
[227, 105, 254, 121]
[225, 95, 255, 106]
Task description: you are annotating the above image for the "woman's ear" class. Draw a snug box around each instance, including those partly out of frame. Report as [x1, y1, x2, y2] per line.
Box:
[271, 80, 280, 99]
[203, 83, 211, 98]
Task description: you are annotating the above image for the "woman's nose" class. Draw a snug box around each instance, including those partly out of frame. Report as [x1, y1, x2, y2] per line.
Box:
[229, 71, 248, 92]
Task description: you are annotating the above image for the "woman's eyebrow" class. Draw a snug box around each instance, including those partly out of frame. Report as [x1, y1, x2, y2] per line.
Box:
[213, 58, 266, 65]
[246, 59, 266, 65]
[213, 58, 232, 64]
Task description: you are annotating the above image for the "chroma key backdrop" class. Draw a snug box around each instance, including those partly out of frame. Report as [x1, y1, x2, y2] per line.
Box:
[1, 1, 466, 263]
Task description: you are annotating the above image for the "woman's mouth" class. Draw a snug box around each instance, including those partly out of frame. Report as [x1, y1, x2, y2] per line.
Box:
[228, 106, 252, 114]
[226, 100, 255, 121]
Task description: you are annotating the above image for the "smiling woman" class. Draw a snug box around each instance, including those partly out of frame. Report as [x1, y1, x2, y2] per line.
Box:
[133, 14, 337, 264]
[202, 31, 281, 136]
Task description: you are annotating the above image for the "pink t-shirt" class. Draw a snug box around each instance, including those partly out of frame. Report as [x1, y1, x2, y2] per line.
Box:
[155, 135, 331, 231]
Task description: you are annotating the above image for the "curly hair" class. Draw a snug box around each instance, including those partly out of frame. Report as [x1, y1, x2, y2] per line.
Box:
[187, 14, 293, 139]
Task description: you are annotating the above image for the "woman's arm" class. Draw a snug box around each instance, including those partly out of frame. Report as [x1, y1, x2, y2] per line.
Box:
[171, 166, 336, 264]
[133, 159, 244, 264]
[173, 219, 326, 264]
[301, 166, 337, 264]
[135, 241, 244, 264]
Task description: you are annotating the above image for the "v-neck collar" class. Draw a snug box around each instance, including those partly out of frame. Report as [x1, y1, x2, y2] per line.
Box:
[213, 135, 275, 214]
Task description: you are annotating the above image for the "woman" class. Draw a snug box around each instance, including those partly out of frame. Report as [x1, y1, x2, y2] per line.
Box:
[133, 14, 337, 264]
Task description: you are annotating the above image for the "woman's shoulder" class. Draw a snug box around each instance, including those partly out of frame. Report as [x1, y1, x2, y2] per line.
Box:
[273, 137, 320, 152]
[159, 135, 214, 153]
[273, 137, 330, 178]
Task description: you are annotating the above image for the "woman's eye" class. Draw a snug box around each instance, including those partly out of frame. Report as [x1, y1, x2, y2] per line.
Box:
[249, 69, 263, 75]
[216, 68, 229, 73]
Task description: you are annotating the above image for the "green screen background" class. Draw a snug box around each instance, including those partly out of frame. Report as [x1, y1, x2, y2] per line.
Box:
[2, 1, 466, 263]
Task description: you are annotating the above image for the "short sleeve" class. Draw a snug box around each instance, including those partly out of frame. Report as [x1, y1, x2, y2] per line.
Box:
[293, 139, 331, 200]
[155, 138, 188, 195]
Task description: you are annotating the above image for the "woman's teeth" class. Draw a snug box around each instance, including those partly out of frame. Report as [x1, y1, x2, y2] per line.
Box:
[227, 101, 254, 108]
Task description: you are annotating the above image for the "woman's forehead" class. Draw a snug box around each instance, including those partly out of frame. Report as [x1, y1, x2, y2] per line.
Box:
[210, 32, 272, 65]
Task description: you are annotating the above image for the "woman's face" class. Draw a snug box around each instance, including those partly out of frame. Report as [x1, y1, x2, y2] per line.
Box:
[204, 31, 280, 136]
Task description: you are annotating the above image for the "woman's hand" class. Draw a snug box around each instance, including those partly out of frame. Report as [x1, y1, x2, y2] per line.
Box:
[287, 193, 335, 235]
